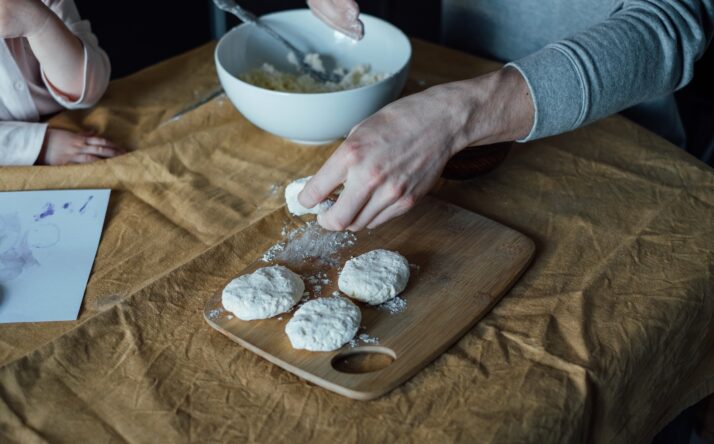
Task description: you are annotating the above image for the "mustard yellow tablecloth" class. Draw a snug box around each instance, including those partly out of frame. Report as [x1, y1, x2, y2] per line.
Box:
[0, 40, 712, 443]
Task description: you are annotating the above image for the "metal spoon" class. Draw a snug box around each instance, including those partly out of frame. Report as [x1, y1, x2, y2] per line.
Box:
[212, 0, 342, 83]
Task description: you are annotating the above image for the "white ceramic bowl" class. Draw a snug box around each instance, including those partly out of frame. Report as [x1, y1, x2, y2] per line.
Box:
[215, 9, 411, 144]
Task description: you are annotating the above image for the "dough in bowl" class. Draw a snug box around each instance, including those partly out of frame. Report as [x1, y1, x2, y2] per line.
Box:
[338, 249, 409, 305]
[285, 296, 361, 352]
[222, 265, 304, 321]
[284, 176, 334, 216]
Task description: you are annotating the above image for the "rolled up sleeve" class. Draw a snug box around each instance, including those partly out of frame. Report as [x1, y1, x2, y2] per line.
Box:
[0, 122, 47, 166]
[507, 0, 714, 142]
[41, 0, 111, 109]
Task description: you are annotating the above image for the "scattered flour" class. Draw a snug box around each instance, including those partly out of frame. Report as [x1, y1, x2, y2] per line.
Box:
[263, 221, 356, 268]
[379, 296, 407, 315]
[358, 333, 380, 345]
[304, 270, 331, 297]
[261, 241, 286, 262]
[306, 271, 328, 285]
[349, 332, 380, 347]
[206, 309, 221, 320]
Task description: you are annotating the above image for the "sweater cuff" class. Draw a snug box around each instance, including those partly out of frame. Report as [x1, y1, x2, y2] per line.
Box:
[506, 46, 587, 142]
[0, 122, 48, 166]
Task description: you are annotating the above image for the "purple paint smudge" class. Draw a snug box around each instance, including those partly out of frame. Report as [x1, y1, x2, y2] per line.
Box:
[79, 195, 93, 214]
[33, 203, 55, 222]
[0, 213, 40, 281]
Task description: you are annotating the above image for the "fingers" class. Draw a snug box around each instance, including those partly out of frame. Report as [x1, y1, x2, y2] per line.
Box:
[345, 181, 405, 231]
[316, 176, 372, 231]
[298, 142, 355, 208]
[84, 136, 121, 149]
[74, 135, 125, 159]
[42, 128, 126, 165]
[80, 143, 124, 158]
[365, 196, 417, 230]
[70, 153, 102, 164]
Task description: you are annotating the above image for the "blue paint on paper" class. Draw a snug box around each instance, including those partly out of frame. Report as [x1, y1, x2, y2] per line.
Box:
[0, 213, 40, 281]
[33, 203, 55, 222]
[79, 196, 93, 214]
[0, 188, 112, 323]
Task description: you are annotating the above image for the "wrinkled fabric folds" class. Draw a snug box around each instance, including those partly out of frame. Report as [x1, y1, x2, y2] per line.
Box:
[0, 40, 711, 444]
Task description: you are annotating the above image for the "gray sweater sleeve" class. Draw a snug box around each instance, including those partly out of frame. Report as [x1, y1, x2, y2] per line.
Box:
[506, 0, 714, 141]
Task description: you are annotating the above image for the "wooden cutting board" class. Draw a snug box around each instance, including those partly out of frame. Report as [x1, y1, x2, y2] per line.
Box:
[204, 196, 534, 400]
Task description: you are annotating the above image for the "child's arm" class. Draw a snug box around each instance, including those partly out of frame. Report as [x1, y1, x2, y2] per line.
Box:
[26, 4, 86, 101]
[0, 0, 111, 108]
[0, 123, 124, 166]
[0, 1, 119, 166]
[40, 0, 111, 108]
[33, 0, 111, 108]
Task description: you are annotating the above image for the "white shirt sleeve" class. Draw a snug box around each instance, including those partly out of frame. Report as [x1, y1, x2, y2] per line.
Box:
[0, 122, 47, 166]
[40, 0, 111, 109]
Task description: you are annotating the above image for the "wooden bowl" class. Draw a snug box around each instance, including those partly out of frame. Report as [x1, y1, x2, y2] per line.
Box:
[441, 142, 512, 180]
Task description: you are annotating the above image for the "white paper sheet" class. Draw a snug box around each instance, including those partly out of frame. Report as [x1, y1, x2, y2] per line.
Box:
[0, 189, 110, 323]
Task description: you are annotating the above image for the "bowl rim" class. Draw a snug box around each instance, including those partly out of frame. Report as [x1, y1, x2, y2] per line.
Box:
[214, 8, 412, 97]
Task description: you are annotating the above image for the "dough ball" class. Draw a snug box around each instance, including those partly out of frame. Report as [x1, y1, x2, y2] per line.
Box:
[284, 176, 334, 216]
[338, 249, 409, 305]
[285, 296, 361, 352]
[222, 265, 304, 320]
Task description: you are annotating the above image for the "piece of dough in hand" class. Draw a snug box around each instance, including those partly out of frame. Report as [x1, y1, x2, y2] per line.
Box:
[285, 176, 334, 216]
[338, 249, 409, 305]
[222, 265, 304, 320]
[285, 296, 361, 351]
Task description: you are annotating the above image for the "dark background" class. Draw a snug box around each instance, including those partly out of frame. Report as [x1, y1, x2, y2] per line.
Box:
[74, 0, 712, 163]
[73, 1, 441, 79]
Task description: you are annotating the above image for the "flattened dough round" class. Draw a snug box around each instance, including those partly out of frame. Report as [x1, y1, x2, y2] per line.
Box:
[284, 176, 333, 216]
[222, 265, 304, 320]
[338, 249, 409, 305]
[285, 296, 361, 351]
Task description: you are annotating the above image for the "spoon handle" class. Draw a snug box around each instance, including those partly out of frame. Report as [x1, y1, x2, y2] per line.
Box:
[212, 0, 339, 83]
[226, 4, 258, 23]
[253, 21, 303, 57]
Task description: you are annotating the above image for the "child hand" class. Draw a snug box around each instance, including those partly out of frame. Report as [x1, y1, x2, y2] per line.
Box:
[37, 128, 126, 165]
[0, 0, 51, 38]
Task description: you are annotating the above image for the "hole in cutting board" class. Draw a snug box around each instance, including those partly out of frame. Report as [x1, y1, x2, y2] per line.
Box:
[331, 346, 396, 374]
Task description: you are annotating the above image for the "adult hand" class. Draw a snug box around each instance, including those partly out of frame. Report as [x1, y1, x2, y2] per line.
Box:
[37, 129, 126, 165]
[0, 0, 51, 39]
[298, 68, 534, 231]
[307, 0, 364, 40]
